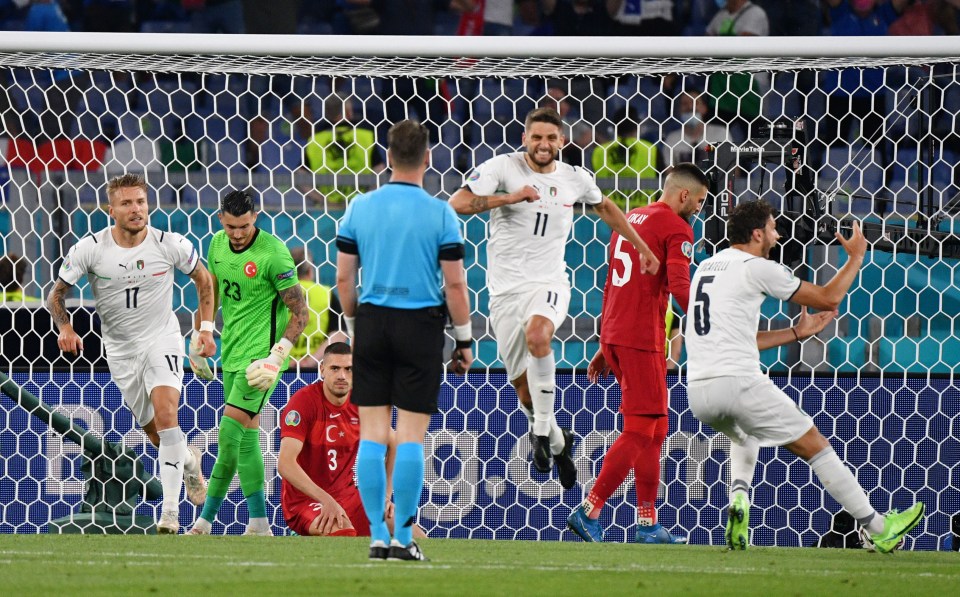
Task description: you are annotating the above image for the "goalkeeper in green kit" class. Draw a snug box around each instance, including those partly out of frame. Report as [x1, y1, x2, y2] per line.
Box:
[188, 190, 308, 535]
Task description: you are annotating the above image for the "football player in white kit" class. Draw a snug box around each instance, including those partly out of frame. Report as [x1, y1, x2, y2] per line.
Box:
[449, 107, 659, 489]
[46, 174, 218, 534]
[685, 199, 924, 553]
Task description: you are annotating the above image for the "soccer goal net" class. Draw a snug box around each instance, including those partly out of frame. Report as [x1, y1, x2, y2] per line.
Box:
[0, 33, 957, 547]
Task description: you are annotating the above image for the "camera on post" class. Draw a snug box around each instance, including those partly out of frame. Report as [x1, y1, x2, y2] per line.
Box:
[698, 118, 960, 262]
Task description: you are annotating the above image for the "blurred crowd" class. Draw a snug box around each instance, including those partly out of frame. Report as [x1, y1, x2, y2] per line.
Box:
[0, 1, 959, 37]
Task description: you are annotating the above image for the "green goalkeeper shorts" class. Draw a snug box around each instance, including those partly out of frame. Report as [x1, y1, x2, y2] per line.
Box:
[223, 370, 281, 416]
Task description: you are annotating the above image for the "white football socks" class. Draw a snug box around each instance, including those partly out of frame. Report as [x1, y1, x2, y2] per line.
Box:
[729, 436, 760, 501]
[157, 427, 187, 513]
[527, 351, 556, 438]
[808, 447, 883, 535]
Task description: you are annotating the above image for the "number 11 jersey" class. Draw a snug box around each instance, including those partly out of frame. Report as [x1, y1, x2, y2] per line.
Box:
[465, 152, 603, 297]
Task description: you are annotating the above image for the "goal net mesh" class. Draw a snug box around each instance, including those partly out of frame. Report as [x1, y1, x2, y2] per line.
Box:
[0, 42, 957, 548]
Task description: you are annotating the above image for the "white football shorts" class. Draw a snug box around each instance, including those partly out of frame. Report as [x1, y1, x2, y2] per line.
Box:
[687, 374, 815, 448]
[489, 283, 570, 380]
[107, 332, 185, 427]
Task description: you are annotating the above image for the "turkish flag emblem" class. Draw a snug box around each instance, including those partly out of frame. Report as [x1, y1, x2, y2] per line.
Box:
[244, 261, 257, 278]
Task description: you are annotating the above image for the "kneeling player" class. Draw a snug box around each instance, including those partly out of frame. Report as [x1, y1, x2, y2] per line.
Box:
[279, 343, 423, 538]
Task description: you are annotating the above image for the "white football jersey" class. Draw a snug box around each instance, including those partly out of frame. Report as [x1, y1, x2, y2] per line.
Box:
[465, 152, 603, 296]
[685, 248, 801, 381]
[58, 226, 199, 359]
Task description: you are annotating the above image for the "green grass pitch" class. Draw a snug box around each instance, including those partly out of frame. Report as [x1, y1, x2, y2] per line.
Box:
[1, 535, 957, 596]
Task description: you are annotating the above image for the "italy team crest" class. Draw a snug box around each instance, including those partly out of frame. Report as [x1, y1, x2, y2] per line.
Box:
[136, 260, 144, 270]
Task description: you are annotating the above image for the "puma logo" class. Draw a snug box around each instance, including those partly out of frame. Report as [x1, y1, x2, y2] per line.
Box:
[164, 461, 181, 470]
[540, 390, 553, 395]
[119, 263, 128, 269]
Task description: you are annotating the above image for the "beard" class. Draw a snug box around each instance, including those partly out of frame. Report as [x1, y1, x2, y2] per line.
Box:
[527, 146, 557, 167]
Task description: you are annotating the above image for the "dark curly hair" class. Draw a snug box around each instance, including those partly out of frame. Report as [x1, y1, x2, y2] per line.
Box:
[728, 200, 774, 245]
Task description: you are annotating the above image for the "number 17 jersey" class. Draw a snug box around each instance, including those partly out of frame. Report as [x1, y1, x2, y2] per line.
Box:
[465, 152, 603, 296]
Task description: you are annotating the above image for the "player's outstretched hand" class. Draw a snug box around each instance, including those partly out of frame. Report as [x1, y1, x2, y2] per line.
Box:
[448, 346, 474, 375]
[315, 494, 349, 536]
[57, 326, 83, 356]
[509, 185, 540, 205]
[188, 329, 216, 381]
[835, 220, 866, 261]
[587, 349, 610, 384]
[245, 340, 292, 391]
[795, 306, 837, 340]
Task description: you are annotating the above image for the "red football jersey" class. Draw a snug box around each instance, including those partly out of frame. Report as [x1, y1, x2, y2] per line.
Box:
[600, 201, 694, 352]
[280, 383, 361, 512]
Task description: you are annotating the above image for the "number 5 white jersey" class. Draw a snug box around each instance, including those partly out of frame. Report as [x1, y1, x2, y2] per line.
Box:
[57, 226, 199, 359]
[465, 152, 603, 297]
[685, 248, 801, 382]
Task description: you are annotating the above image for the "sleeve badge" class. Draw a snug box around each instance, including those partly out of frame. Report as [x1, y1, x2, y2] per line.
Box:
[284, 410, 301, 427]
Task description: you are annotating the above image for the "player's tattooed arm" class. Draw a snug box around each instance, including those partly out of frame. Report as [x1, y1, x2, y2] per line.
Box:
[469, 195, 490, 212]
[47, 279, 83, 355]
[189, 262, 216, 324]
[279, 284, 309, 345]
[449, 186, 538, 214]
[47, 279, 72, 330]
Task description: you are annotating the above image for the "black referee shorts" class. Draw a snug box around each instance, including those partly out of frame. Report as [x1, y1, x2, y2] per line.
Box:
[352, 303, 446, 414]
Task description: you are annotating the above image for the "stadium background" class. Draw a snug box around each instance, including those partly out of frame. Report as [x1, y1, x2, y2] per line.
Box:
[0, 21, 958, 548]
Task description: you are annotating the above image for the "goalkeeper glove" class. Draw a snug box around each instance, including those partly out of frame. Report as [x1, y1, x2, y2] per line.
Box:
[188, 329, 215, 380]
[245, 338, 293, 392]
[188, 321, 216, 380]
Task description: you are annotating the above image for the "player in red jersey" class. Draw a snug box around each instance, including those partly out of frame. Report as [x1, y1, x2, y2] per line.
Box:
[567, 163, 709, 544]
[279, 342, 426, 537]
[279, 342, 367, 536]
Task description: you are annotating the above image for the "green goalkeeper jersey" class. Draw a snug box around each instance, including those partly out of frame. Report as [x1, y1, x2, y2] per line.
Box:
[207, 228, 298, 373]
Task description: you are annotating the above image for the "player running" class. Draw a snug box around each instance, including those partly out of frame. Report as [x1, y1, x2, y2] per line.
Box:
[48, 173, 215, 534]
[449, 106, 659, 489]
[685, 200, 924, 552]
[188, 189, 308, 536]
[568, 163, 708, 544]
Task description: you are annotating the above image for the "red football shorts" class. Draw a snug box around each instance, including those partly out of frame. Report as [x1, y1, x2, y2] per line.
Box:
[601, 343, 668, 416]
[284, 487, 371, 537]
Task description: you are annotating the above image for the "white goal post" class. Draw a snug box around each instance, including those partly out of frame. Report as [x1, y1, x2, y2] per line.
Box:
[0, 33, 957, 547]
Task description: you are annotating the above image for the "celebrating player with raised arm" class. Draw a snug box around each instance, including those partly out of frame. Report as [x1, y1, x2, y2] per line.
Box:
[685, 200, 924, 552]
[47, 173, 215, 534]
[568, 163, 708, 544]
[188, 189, 308, 536]
[449, 107, 659, 489]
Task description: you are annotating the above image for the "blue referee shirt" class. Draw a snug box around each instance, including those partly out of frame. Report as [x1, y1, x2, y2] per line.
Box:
[336, 182, 464, 309]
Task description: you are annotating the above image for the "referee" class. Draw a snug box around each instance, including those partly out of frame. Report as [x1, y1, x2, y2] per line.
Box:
[335, 119, 473, 562]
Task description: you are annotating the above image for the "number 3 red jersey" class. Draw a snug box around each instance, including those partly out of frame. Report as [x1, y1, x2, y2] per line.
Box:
[600, 201, 694, 352]
[280, 383, 360, 511]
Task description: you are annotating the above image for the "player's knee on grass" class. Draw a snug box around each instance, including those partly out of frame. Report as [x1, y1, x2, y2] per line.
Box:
[308, 512, 356, 537]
